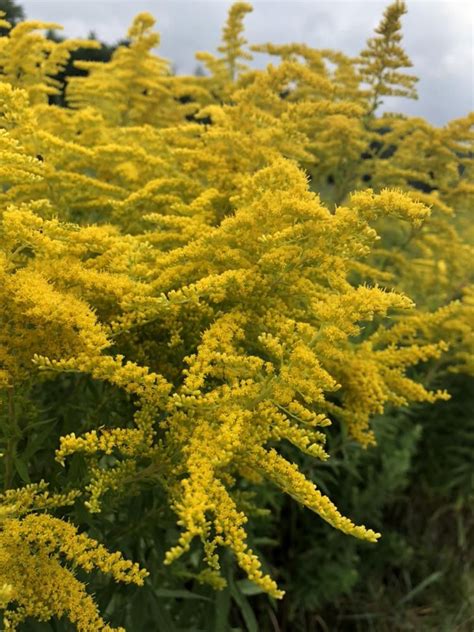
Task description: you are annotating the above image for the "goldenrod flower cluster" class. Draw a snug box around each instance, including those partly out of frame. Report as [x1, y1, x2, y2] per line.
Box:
[0, 484, 146, 630]
[0, 1, 472, 628]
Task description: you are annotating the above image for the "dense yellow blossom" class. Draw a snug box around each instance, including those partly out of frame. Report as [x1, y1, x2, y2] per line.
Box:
[0, 483, 146, 630]
[0, 513, 147, 631]
[0, 17, 99, 105]
[0, 1, 472, 628]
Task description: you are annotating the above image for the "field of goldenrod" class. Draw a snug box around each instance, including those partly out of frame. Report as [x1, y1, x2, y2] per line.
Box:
[0, 2, 472, 630]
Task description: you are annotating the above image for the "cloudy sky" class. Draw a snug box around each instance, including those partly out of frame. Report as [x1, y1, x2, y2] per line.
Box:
[21, 0, 473, 125]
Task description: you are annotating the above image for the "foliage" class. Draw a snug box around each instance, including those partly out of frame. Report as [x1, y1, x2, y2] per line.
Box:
[0, 0, 23, 36]
[45, 29, 130, 108]
[0, 2, 472, 630]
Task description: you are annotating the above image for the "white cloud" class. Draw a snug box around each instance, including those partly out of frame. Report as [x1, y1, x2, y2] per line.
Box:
[20, 0, 474, 124]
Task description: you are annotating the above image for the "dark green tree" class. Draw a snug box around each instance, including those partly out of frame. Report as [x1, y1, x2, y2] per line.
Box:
[0, 0, 25, 35]
[45, 29, 129, 106]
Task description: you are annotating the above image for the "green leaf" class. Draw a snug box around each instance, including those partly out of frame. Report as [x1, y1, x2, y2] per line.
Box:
[14, 457, 30, 483]
[228, 575, 259, 632]
[236, 579, 265, 596]
[397, 571, 443, 606]
[154, 589, 211, 602]
[213, 586, 231, 632]
[150, 593, 179, 632]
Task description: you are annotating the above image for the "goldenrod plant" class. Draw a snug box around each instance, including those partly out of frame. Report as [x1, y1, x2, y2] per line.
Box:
[0, 2, 472, 629]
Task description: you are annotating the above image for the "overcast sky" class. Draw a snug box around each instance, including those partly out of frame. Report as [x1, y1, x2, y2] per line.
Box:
[21, 0, 473, 126]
